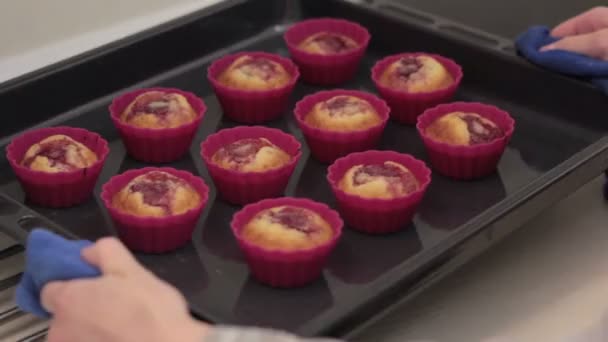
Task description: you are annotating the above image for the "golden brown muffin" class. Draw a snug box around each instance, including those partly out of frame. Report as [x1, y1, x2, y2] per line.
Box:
[218, 55, 291, 91]
[305, 95, 382, 132]
[241, 205, 334, 251]
[21, 134, 98, 173]
[211, 138, 291, 172]
[112, 171, 201, 217]
[425, 112, 504, 146]
[120, 91, 197, 129]
[380, 55, 454, 93]
[297, 32, 359, 55]
[339, 161, 419, 199]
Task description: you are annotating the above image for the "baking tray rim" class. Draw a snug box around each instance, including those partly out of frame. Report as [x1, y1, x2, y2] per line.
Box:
[1, 0, 608, 337]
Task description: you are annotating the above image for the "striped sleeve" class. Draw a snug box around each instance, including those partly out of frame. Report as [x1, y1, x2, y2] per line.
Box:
[204, 326, 341, 342]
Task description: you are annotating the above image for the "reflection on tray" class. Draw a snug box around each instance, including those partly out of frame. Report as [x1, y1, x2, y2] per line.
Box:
[418, 172, 507, 230]
[294, 159, 336, 203]
[327, 227, 422, 284]
[233, 276, 333, 330]
[200, 201, 242, 261]
[33, 199, 112, 240]
[137, 243, 209, 295]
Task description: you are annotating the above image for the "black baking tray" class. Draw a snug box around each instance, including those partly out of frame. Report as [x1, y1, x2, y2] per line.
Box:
[1, 0, 608, 338]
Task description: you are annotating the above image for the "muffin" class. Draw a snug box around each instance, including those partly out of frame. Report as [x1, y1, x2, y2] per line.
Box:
[201, 126, 302, 205]
[327, 150, 431, 234]
[284, 18, 370, 85]
[379, 55, 454, 93]
[241, 205, 334, 251]
[416, 102, 515, 180]
[112, 171, 201, 218]
[218, 55, 292, 91]
[298, 32, 359, 55]
[7, 127, 109, 208]
[211, 137, 291, 172]
[109, 87, 206, 163]
[101, 167, 209, 253]
[21, 134, 98, 172]
[424, 111, 505, 146]
[371, 53, 462, 124]
[304, 95, 382, 132]
[120, 90, 197, 129]
[231, 197, 343, 288]
[338, 161, 420, 199]
[208, 52, 299, 123]
[294, 89, 390, 163]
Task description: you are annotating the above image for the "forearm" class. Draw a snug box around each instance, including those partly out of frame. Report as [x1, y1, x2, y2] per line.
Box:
[205, 326, 341, 342]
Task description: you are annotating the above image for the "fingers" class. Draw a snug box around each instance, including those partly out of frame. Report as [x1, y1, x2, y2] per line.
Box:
[541, 28, 608, 60]
[552, 6, 608, 37]
[40, 281, 68, 314]
[46, 324, 67, 342]
[81, 237, 143, 276]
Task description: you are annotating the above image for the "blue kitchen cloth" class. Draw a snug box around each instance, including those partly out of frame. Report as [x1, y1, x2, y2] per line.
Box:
[15, 229, 100, 318]
[516, 25, 608, 93]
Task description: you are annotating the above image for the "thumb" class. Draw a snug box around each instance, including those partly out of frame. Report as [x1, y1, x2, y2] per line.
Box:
[81, 237, 144, 276]
[541, 29, 608, 60]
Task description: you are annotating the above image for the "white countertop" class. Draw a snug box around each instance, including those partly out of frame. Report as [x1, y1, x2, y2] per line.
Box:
[355, 176, 608, 342]
[1, 1, 607, 341]
[0, 0, 221, 83]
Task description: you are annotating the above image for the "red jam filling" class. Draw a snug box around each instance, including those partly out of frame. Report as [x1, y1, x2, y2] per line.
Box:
[23, 139, 75, 169]
[127, 92, 173, 120]
[267, 206, 319, 234]
[395, 56, 423, 80]
[311, 33, 355, 53]
[129, 172, 182, 211]
[323, 96, 369, 116]
[237, 57, 279, 80]
[216, 138, 273, 165]
[460, 115, 504, 144]
[353, 163, 419, 195]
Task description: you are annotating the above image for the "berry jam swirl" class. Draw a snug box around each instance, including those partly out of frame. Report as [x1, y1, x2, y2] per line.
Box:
[460, 114, 504, 144]
[265, 206, 320, 234]
[310, 33, 356, 53]
[353, 163, 419, 195]
[128, 171, 186, 212]
[125, 91, 175, 121]
[235, 57, 280, 80]
[22, 136, 95, 170]
[322, 96, 371, 117]
[395, 56, 424, 80]
[214, 138, 273, 165]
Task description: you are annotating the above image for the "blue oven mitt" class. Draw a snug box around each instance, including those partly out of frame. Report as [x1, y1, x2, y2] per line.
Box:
[517, 26, 608, 199]
[516, 25, 608, 93]
[15, 229, 100, 318]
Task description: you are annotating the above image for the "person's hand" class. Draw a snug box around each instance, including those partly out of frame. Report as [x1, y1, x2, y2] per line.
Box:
[40, 237, 209, 342]
[541, 6, 608, 60]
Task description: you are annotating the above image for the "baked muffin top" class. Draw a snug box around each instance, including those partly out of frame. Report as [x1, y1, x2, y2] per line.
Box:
[21, 134, 98, 173]
[339, 161, 420, 199]
[121, 91, 197, 129]
[425, 112, 504, 146]
[211, 137, 291, 172]
[112, 171, 201, 217]
[218, 55, 292, 91]
[379, 55, 454, 93]
[298, 32, 359, 55]
[305, 95, 382, 132]
[241, 205, 334, 251]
